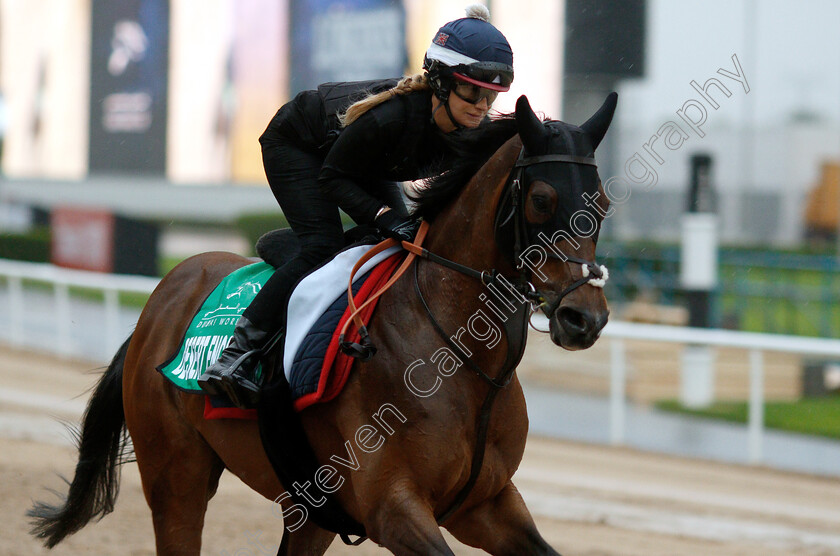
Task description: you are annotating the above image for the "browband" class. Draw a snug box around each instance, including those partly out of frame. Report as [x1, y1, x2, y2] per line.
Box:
[515, 154, 597, 167]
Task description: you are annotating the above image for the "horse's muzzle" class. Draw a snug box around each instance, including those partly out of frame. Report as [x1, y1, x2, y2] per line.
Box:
[549, 305, 609, 350]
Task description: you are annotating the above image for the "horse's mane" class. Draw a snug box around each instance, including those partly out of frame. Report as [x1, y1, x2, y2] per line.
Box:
[410, 114, 518, 221]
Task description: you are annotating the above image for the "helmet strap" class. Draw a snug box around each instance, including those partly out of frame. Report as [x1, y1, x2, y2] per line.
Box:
[431, 98, 464, 132]
[443, 99, 465, 131]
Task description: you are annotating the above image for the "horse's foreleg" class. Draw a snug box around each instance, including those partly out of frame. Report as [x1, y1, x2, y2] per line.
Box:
[366, 491, 455, 556]
[444, 481, 561, 556]
[276, 516, 335, 556]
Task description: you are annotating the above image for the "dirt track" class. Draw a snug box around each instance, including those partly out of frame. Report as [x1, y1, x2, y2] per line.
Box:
[2, 345, 840, 556]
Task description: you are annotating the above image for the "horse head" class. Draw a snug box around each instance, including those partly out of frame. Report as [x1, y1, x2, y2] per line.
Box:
[504, 93, 617, 350]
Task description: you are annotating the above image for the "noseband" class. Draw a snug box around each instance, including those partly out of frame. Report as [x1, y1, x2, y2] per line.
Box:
[498, 148, 609, 318]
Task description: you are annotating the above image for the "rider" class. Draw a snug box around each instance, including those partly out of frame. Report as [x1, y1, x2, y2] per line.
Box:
[198, 4, 515, 407]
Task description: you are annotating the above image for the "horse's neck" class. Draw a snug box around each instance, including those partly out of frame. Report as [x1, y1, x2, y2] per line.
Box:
[424, 136, 522, 270]
[413, 138, 527, 378]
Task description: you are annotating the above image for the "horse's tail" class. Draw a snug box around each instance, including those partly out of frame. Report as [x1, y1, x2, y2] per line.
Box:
[28, 335, 133, 548]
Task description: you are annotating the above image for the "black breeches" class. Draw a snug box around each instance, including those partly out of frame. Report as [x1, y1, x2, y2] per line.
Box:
[243, 138, 405, 332]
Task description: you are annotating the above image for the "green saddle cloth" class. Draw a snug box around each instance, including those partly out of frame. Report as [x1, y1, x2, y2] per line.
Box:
[157, 262, 275, 391]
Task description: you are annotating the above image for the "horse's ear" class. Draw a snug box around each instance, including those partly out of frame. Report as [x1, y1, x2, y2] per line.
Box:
[515, 95, 548, 154]
[580, 92, 618, 151]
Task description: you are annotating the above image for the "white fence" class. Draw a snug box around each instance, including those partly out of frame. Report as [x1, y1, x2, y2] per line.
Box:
[0, 259, 159, 357]
[3, 259, 840, 467]
[601, 322, 840, 465]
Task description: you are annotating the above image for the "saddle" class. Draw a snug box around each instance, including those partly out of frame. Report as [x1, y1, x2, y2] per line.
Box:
[255, 226, 379, 268]
[155, 226, 401, 416]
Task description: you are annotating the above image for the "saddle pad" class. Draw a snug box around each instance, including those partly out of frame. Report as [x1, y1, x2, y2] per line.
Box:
[157, 243, 401, 419]
[289, 252, 403, 411]
[283, 244, 402, 378]
[203, 393, 257, 420]
[157, 261, 275, 392]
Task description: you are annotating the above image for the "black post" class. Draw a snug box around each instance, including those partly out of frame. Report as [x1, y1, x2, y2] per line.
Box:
[680, 153, 719, 407]
[683, 154, 716, 328]
[688, 153, 715, 214]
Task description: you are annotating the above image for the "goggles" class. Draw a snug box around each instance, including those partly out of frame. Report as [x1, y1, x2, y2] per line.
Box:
[452, 61, 513, 91]
[452, 78, 499, 106]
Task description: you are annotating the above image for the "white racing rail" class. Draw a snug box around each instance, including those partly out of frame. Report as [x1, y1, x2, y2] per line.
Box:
[0, 259, 160, 357]
[601, 321, 840, 464]
[3, 258, 840, 466]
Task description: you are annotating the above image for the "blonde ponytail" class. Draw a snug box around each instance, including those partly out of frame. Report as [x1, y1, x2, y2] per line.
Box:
[339, 74, 431, 127]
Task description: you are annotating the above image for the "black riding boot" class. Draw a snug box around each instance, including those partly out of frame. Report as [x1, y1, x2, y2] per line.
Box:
[197, 316, 271, 408]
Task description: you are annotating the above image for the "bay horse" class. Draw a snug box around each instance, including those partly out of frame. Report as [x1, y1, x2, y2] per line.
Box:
[29, 94, 616, 555]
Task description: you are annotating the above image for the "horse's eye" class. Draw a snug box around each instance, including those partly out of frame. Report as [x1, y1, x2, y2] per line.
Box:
[525, 181, 557, 224]
[532, 195, 549, 213]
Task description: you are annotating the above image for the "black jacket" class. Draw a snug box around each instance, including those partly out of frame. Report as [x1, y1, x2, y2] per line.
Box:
[260, 79, 451, 224]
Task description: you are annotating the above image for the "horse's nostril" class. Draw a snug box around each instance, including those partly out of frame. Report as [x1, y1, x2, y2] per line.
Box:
[558, 307, 589, 334]
[595, 311, 610, 331]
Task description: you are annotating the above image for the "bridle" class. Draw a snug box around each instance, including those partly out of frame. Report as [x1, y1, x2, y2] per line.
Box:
[485, 148, 608, 321]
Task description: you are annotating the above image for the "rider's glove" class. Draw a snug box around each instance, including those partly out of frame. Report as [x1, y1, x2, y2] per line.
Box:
[374, 209, 420, 243]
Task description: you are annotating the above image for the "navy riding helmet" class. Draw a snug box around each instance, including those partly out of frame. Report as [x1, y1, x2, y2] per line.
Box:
[423, 5, 514, 102]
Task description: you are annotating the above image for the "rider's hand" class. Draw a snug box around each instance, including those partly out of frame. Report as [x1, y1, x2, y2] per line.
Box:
[374, 209, 420, 243]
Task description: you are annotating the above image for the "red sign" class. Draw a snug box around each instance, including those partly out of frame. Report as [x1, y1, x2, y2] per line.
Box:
[51, 208, 115, 272]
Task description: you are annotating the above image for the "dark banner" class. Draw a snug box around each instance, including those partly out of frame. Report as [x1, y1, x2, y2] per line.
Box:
[88, 0, 169, 174]
[564, 0, 645, 78]
[289, 0, 406, 95]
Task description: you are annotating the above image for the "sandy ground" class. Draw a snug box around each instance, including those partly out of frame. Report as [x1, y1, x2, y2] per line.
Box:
[3, 345, 840, 556]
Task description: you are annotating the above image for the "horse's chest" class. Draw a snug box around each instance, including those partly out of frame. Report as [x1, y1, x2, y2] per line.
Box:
[462, 380, 530, 498]
[488, 386, 529, 464]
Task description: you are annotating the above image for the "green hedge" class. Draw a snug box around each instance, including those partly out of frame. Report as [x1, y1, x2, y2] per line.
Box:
[656, 398, 840, 440]
[0, 227, 51, 262]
